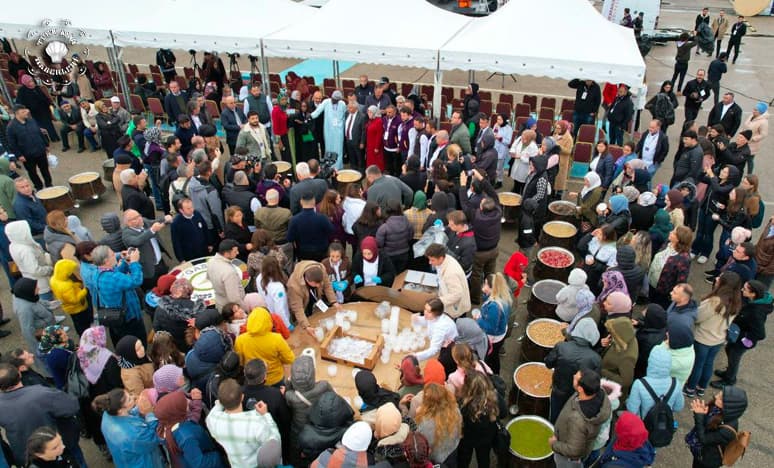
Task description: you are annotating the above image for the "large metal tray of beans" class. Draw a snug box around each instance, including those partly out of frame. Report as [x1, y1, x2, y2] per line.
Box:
[521, 318, 566, 363]
[533, 246, 575, 283]
[548, 200, 579, 225]
[508, 362, 553, 420]
[499, 191, 522, 225]
[538, 220, 578, 251]
[527, 279, 564, 321]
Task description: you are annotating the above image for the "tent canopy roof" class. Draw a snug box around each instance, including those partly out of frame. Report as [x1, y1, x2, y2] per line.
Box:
[438, 0, 646, 86]
[263, 0, 471, 67]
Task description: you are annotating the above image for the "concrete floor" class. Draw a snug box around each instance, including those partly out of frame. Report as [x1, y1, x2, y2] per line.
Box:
[3, 0, 774, 466]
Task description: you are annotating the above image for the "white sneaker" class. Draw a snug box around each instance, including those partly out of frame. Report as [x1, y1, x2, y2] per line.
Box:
[697, 255, 708, 264]
[690, 253, 696, 260]
[55, 315, 66, 323]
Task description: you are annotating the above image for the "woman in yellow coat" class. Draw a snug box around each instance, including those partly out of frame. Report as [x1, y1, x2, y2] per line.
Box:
[49, 258, 93, 336]
[234, 307, 295, 386]
[553, 120, 575, 197]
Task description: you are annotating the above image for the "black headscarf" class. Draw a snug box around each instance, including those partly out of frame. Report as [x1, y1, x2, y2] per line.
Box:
[115, 335, 150, 369]
[12, 278, 39, 302]
[355, 370, 399, 411]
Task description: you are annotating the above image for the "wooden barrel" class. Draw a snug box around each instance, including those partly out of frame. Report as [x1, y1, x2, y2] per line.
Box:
[521, 318, 566, 363]
[69, 172, 106, 201]
[539, 220, 577, 250]
[37, 186, 76, 212]
[102, 159, 115, 188]
[335, 169, 362, 195]
[533, 247, 575, 283]
[508, 362, 553, 419]
[272, 161, 293, 180]
[548, 200, 578, 225]
[527, 279, 565, 321]
[499, 191, 521, 224]
[505, 415, 555, 467]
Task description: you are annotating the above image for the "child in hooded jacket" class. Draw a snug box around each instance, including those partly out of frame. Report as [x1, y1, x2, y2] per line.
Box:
[49, 258, 93, 336]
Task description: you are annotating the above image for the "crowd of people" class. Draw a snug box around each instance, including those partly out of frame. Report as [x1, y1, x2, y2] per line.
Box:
[0, 6, 770, 465]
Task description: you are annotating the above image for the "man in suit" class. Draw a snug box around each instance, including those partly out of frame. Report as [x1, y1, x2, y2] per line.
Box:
[121, 209, 171, 292]
[726, 15, 747, 64]
[474, 113, 495, 156]
[708, 92, 743, 136]
[163, 80, 189, 126]
[58, 101, 85, 152]
[344, 101, 367, 170]
[636, 119, 670, 177]
[682, 69, 711, 121]
[220, 96, 246, 155]
[711, 9, 730, 57]
[449, 111, 472, 155]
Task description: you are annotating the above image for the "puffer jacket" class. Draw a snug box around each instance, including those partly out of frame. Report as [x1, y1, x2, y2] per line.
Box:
[690, 386, 748, 468]
[43, 227, 78, 263]
[556, 269, 589, 322]
[286, 356, 334, 441]
[545, 319, 602, 397]
[0, 158, 15, 218]
[591, 379, 622, 452]
[298, 391, 355, 461]
[475, 131, 498, 182]
[627, 345, 685, 419]
[634, 306, 667, 379]
[6, 220, 53, 293]
[98, 212, 127, 252]
[49, 259, 88, 315]
[234, 308, 295, 386]
[446, 230, 476, 275]
[732, 293, 773, 348]
[186, 329, 231, 391]
[552, 392, 612, 459]
[608, 246, 645, 302]
[188, 177, 224, 231]
[602, 317, 639, 398]
[375, 214, 413, 257]
[153, 296, 205, 353]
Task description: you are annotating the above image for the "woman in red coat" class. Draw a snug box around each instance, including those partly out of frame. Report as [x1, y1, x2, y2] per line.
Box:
[365, 105, 385, 171]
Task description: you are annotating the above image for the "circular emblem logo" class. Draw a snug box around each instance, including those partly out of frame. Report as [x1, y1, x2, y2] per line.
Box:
[173, 257, 250, 307]
[24, 19, 90, 85]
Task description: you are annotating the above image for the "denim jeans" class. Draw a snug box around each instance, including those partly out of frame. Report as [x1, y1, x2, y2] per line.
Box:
[691, 212, 718, 257]
[608, 125, 625, 146]
[686, 341, 723, 389]
[646, 162, 660, 177]
[723, 341, 749, 384]
[83, 127, 99, 150]
[144, 164, 163, 207]
[555, 453, 584, 468]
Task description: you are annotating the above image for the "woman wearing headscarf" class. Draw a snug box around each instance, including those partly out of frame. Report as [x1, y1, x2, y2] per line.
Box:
[462, 83, 481, 127]
[601, 313, 639, 398]
[597, 411, 655, 467]
[398, 355, 424, 397]
[649, 209, 674, 254]
[454, 318, 490, 364]
[38, 325, 75, 389]
[115, 335, 155, 398]
[144, 273, 176, 312]
[552, 120, 574, 198]
[632, 304, 668, 379]
[508, 129, 538, 194]
[142, 126, 165, 208]
[569, 171, 603, 231]
[630, 191, 658, 231]
[400, 358, 447, 418]
[567, 289, 597, 333]
[15, 74, 58, 140]
[599, 194, 632, 238]
[373, 402, 413, 465]
[13, 277, 56, 351]
[355, 370, 400, 425]
[365, 105, 385, 170]
[310, 420, 376, 468]
[692, 164, 741, 264]
[556, 268, 590, 323]
[154, 391, 224, 468]
[66, 215, 93, 242]
[598, 269, 628, 309]
[153, 278, 204, 353]
[519, 155, 549, 253]
[352, 236, 396, 289]
[43, 210, 80, 262]
[663, 188, 686, 228]
[292, 99, 317, 163]
[404, 191, 431, 241]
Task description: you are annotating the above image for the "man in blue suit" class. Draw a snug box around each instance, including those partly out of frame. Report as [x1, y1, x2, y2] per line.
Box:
[220, 95, 247, 155]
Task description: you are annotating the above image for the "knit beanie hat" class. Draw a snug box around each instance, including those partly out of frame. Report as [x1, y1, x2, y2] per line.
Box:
[613, 411, 649, 451]
[422, 358, 446, 385]
[739, 129, 753, 141]
[731, 226, 752, 245]
[342, 421, 373, 452]
[100, 212, 121, 234]
[755, 102, 768, 114]
[152, 274, 177, 297]
[375, 403, 402, 439]
[153, 364, 183, 394]
[605, 291, 633, 315]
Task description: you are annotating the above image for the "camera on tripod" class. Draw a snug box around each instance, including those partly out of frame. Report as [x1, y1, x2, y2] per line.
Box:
[319, 151, 339, 182]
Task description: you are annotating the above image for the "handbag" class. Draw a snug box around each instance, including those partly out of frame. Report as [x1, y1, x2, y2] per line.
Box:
[94, 271, 126, 328]
[727, 322, 741, 344]
[492, 419, 511, 457]
[64, 351, 89, 399]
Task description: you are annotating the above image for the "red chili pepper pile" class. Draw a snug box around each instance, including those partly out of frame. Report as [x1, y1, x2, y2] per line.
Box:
[539, 249, 573, 268]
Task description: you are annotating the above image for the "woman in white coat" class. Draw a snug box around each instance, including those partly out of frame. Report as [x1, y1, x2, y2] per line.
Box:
[6, 220, 54, 300]
[509, 129, 539, 194]
[493, 114, 513, 188]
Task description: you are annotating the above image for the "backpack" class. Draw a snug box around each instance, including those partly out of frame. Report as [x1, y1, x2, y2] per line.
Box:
[752, 198, 765, 228]
[719, 425, 751, 466]
[480, 361, 508, 418]
[640, 377, 676, 447]
[170, 177, 191, 212]
[654, 94, 675, 126]
[65, 351, 90, 399]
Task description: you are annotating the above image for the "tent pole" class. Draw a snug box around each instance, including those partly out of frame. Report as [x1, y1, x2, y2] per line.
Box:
[259, 40, 269, 96]
[433, 52, 442, 121]
[108, 32, 133, 112]
[334, 60, 341, 89]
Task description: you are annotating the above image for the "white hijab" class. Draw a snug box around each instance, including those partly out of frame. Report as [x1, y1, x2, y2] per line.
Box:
[581, 171, 602, 199]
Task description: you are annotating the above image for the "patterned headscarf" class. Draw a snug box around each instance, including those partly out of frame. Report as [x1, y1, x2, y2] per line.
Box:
[38, 325, 73, 355]
[568, 288, 597, 333]
[144, 127, 162, 145]
[169, 278, 193, 299]
[78, 326, 115, 384]
[598, 270, 629, 304]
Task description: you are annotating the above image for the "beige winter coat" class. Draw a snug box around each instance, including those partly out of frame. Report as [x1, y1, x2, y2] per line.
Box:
[437, 255, 471, 318]
[206, 253, 245, 311]
[743, 112, 769, 156]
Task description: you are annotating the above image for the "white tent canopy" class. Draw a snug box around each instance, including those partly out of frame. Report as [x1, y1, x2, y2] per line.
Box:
[0, 0, 316, 55]
[439, 0, 646, 86]
[263, 0, 471, 67]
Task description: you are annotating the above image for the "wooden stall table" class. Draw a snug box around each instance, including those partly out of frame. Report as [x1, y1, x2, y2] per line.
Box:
[286, 301, 415, 411]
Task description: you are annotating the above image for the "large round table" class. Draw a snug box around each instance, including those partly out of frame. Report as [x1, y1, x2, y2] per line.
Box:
[286, 301, 415, 409]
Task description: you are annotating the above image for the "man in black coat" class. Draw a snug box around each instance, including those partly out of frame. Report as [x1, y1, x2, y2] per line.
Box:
[636, 119, 670, 176]
[220, 95, 247, 155]
[58, 101, 86, 152]
[671, 130, 703, 187]
[682, 69, 711, 121]
[242, 359, 292, 457]
[568, 79, 602, 138]
[5, 105, 51, 190]
[163, 80, 189, 126]
[606, 84, 634, 146]
[119, 168, 156, 219]
[707, 92, 743, 136]
[170, 198, 210, 261]
[726, 15, 747, 64]
[343, 101, 367, 171]
[122, 208, 171, 292]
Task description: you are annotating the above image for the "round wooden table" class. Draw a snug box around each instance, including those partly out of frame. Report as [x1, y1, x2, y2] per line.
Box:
[286, 301, 415, 409]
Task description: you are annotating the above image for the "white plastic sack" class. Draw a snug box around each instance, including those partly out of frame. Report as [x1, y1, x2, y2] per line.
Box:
[412, 222, 448, 258]
[47, 154, 59, 168]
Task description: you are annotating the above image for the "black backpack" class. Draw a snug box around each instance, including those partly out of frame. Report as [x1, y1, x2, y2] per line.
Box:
[170, 177, 191, 212]
[640, 377, 677, 447]
[480, 361, 508, 418]
[654, 94, 675, 126]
